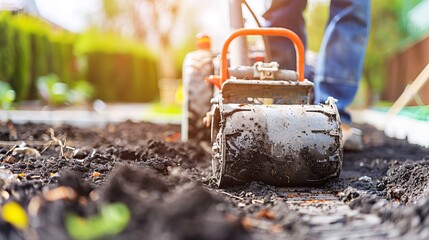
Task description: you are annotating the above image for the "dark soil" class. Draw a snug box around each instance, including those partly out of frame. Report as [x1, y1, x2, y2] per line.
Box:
[1, 120, 429, 239]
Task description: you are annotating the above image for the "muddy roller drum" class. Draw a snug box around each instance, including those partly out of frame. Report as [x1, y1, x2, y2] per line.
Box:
[211, 97, 343, 187]
[209, 28, 343, 187]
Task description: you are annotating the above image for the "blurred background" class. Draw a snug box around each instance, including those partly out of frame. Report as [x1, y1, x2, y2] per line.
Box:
[0, 0, 428, 114]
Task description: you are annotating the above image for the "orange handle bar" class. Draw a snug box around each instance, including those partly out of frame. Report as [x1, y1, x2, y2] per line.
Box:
[220, 28, 305, 87]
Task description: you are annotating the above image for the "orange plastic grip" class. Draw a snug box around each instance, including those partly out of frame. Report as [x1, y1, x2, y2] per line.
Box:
[220, 28, 305, 87]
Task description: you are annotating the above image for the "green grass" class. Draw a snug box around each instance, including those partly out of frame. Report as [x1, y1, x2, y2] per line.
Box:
[372, 104, 429, 121]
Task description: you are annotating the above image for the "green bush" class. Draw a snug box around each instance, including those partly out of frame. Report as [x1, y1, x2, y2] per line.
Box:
[78, 31, 159, 102]
[27, 33, 48, 99]
[10, 18, 31, 101]
[0, 13, 80, 102]
[50, 32, 77, 85]
[0, 14, 159, 104]
[0, 13, 15, 83]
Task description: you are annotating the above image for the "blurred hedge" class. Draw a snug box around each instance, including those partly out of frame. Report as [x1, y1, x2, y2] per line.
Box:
[0, 13, 159, 103]
[0, 13, 77, 101]
[0, 13, 15, 87]
[77, 32, 159, 102]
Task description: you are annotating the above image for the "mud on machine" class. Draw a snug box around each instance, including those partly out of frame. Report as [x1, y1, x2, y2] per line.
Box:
[182, 27, 343, 188]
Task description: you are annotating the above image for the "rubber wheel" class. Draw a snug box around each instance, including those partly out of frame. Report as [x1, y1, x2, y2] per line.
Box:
[211, 107, 239, 188]
[181, 50, 214, 142]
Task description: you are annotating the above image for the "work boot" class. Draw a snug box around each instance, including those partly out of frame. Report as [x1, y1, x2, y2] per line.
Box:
[342, 124, 364, 151]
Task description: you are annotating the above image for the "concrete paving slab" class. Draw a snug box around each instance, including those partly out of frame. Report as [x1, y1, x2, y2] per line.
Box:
[0, 103, 181, 127]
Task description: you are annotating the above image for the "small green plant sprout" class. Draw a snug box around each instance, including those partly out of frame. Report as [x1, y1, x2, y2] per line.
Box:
[36, 74, 69, 106]
[65, 202, 131, 240]
[36, 74, 94, 106]
[0, 81, 16, 109]
[68, 80, 94, 105]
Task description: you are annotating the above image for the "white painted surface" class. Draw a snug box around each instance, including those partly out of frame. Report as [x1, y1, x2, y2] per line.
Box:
[0, 104, 181, 127]
[351, 109, 429, 148]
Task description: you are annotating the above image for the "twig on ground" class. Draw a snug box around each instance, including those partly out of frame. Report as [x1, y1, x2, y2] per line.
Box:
[0, 141, 47, 147]
[5, 144, 18, 156]
[41, 128, 77, 159]
[216, 190, 245, 201]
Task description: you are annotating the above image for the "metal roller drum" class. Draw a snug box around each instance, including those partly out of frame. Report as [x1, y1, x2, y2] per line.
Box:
[212, 97, 342, 187]
[207, 28, 343, 188]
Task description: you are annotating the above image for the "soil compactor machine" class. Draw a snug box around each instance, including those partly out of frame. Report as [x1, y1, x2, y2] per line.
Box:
[182, 28, 343, 188]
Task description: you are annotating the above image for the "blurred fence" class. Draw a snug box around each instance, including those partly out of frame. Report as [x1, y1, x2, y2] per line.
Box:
[0, 12, 159, 103]
[384, 35, 429, 105]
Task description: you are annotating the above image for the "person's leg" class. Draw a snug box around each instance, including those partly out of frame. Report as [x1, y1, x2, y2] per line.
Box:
[263, 0, 307, 71]
[314, 0, 371, 125]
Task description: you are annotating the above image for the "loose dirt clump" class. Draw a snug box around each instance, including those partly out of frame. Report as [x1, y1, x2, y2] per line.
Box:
[2, 121, 429, 239]
[12, 165, 248, 240]
[381, 161, 429, 204]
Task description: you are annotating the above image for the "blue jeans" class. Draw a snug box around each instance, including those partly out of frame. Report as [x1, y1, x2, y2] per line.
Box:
[263, 0, 370, 124]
